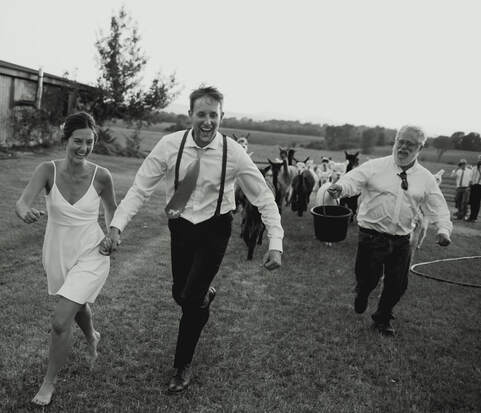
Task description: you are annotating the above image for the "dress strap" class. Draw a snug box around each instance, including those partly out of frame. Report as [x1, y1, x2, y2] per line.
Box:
[51, 160, 57, 186]
[90, 164, 99, 187]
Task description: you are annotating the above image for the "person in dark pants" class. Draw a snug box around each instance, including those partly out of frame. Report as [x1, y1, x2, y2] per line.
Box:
[328, 125, 452, 336]
[450, 159, 472, 220]
[101, 86, 283, 393]
[467, 155, 481, 222]
[168, 214, 232, 370]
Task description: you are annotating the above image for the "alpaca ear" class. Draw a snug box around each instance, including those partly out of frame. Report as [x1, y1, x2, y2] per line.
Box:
[354, 152, 359, 157]
[233, 133, 238, 141]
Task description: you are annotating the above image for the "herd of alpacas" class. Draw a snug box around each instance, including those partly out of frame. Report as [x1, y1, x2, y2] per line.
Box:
[232, 134, 444, 261]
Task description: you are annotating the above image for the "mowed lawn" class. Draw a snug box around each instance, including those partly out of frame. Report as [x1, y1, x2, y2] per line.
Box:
[1, 144, 480, 412]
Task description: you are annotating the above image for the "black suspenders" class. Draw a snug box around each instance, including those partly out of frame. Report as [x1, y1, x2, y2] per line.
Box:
[174, 130, 228, 217]
[215, 134, 228, 216]
[174, 129, 190, 191]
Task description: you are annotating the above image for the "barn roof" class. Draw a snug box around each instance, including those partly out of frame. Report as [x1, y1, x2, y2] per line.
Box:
[0, 59, 96, 91]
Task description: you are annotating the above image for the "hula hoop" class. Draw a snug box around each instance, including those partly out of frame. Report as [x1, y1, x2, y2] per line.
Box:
[410, 256, 481, 289]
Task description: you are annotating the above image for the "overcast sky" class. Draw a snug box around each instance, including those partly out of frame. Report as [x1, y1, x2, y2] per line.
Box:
[1, 0, 480, 136]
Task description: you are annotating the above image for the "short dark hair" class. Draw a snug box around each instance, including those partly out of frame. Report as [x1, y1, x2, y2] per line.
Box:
[189, 86, 224, 111]
[61, 112, 98, 142]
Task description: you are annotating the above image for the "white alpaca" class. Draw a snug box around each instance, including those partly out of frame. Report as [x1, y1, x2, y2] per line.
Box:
[315, 182, 339, 207]
[316, 158, 333, 185]
[330, 161, 347, 175]
[295, 161, 306, 172]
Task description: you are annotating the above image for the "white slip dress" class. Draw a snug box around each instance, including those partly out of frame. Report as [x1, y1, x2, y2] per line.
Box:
[42, 161, 110, 304]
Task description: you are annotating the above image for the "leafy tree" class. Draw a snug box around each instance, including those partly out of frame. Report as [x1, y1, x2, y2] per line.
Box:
[93, 6, 179, 155]
[432, 135, 453, 161]
[462, 132, 481, 151]
[450, 131, 465, 150]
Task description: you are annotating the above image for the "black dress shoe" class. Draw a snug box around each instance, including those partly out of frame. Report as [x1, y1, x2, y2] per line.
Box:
[354, 290, 369, 314]
[371, 313, 395, 336]
[168, 364, 192, 394]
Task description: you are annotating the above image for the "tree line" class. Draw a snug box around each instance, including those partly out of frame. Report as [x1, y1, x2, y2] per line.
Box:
[151, 110, 480, 158]
[429, 132, 481, 161]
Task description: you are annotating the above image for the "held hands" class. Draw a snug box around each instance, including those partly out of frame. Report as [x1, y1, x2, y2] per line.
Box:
[16, 206, 45, 224]
[99, 227, 121, 256]
[436, 233, 451, 247]
[262, 249, 282, 271]
[327, 184, 342, 199]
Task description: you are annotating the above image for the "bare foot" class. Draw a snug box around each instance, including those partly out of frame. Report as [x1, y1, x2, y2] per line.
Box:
[87, 330, 100, 369]
[32, 380, 55, 406]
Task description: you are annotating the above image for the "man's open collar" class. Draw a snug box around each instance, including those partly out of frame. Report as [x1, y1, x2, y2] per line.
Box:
[185, 130, 220, 150]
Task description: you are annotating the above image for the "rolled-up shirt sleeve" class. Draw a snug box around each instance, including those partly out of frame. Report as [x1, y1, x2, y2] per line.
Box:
[110, 144, 167, 232]
[235, 151, 284, 252]
[423, 182, 453, 237]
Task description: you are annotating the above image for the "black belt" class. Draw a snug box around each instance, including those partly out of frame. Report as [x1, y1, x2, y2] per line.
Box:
[359, 226, 410, 240]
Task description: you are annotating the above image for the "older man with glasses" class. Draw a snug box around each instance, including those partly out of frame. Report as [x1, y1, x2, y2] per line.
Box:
[328, 125, 452, 336]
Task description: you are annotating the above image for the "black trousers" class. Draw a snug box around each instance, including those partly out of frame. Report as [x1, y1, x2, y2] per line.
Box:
[469, 184, 481, 220]
[455, 187, 470, 219]
[168, 213, 232, 368]
[355, 227, 411, 322]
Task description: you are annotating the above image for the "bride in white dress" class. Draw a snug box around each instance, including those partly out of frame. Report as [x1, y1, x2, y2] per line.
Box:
[15, 112, 117, 406]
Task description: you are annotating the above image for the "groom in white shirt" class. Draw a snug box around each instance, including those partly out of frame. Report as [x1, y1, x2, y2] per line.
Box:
[101, 86, 283, 393]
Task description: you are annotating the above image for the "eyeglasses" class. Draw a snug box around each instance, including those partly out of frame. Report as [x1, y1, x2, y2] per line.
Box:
[398, 171, 408, 190]
[396, 139, 420, 150]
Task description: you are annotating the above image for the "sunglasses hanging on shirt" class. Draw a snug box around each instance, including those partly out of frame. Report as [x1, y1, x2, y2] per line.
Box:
[398, 171, 408, 190]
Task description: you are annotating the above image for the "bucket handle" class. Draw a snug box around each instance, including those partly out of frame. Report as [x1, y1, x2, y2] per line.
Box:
[321, 186, 340, 216]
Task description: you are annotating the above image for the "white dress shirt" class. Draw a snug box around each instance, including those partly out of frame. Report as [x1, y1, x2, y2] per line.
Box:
[110, 130, 284, 252]
[451, 167, 473, 188]
[471, 166, 481, 185]
[337, 155, 453, 236]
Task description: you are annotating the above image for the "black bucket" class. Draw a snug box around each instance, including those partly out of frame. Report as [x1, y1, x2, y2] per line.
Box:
[310, 205, 352, 242]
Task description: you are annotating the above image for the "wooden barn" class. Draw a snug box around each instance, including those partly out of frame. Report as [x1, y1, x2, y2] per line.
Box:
[0, 60, 97, 147]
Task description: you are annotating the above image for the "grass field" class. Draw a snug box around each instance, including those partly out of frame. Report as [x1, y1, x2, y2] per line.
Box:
[1, 136, 480, 412]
